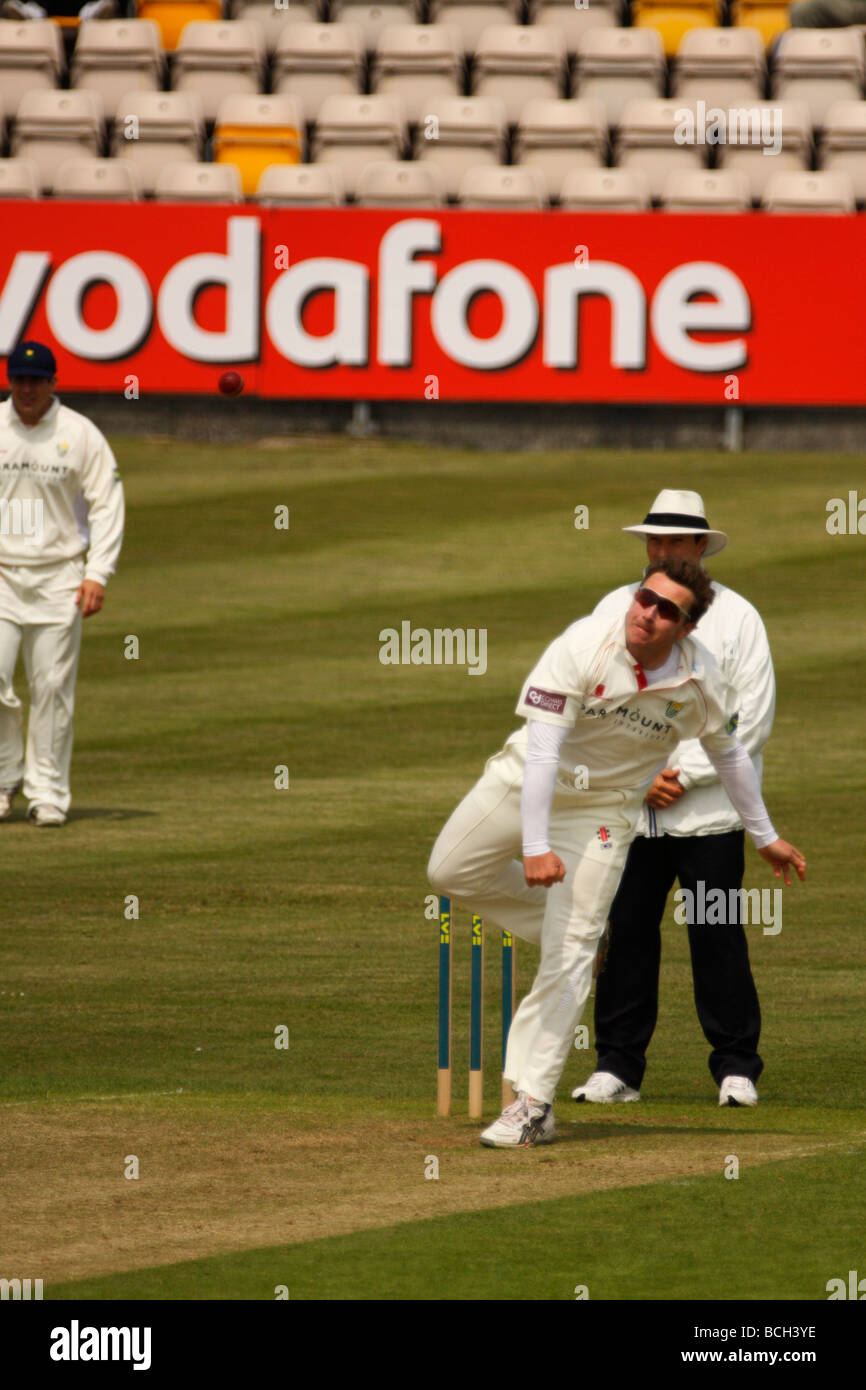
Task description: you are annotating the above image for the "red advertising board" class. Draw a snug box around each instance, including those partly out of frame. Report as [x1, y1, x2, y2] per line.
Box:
[1, 201, 863, 405]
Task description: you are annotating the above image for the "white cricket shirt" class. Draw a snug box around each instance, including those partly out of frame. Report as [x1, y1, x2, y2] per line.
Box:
[0, 396, 125, 585]
[593, 582, 775, 837]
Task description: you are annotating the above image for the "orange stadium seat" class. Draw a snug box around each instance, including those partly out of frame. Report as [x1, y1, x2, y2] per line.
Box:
[632, 0, 721, 60]
[135, 1, 223, 53]
[213, 93, 303, 195]
[730, 0, 790, 50]
[0, 18, 64, 122]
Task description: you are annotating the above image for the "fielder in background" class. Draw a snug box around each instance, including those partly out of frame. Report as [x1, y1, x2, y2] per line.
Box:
[428, 557, 804, 1147]
[574, 491, 774, 1109]
[0, 341, 125, 826]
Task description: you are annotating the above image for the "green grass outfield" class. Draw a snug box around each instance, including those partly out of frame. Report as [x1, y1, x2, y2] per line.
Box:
[1, 439, 863, 1302]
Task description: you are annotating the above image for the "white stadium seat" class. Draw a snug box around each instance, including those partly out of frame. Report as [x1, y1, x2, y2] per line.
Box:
[472, 26, 567, 126]
[329, 0, 420, 51]
[533, 0, 621, 58]
[661, 168, 752, 210]
[232, 0, 321, 55]
[615, 98, 705, 200]
[819, 99, 866, 203]
[715, 99, 812, 204]
[413, 93, 507, 199]
[171, 21, 266, 123]
[70, 19, 165, 107]
[272, 24, 364, 122]
[356, 159, 444, 204]
[254, 162, 344, 204]
[11, 88, 105, 192]
[53, 156, 142, 200]
[771, 29, 866, 132]
[0, 18, 64, 122]
[457, 162, 547, 207]
[761, 168, 856, 213]
[312, 93, 406, 197]
[112, 90, 205, 196]
[154, 160, 244, 201]
[513, 98, 607, 188]
[671, 27, 766, 109]
[428, 0, 519, 56]
[559, 165, 651, 208]
[574, 27, 666, 128]
[370, 25, 462, 125]
[0, 156, 40, 198]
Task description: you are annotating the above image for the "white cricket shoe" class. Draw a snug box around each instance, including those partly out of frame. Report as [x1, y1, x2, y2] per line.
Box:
[28, 804, 67, 828]
[479, 1092, 556, 1148]
[572, 1070, 640, 1103]
[0, 788, 15, 821]
[719, 1076, 758, 1107]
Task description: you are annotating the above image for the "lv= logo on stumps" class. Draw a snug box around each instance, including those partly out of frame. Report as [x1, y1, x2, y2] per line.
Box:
[437, 895, 517, 1118]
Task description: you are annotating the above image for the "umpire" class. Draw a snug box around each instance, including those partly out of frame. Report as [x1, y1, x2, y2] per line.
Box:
[0, 341, 124, 826]
[573, 490, 775, 1107]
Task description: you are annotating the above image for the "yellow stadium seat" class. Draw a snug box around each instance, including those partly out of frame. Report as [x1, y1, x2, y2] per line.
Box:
[731, 4, 790, 48]
[632, 4, 720, 59]
[213, 94, 302, 196]
[136, 2, 223, 53]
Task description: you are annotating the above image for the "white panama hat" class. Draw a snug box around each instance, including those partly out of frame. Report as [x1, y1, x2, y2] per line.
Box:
[622, 489, 728, 558]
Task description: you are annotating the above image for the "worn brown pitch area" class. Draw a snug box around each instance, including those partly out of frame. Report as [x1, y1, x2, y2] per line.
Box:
[0, 1100, 840, 1285]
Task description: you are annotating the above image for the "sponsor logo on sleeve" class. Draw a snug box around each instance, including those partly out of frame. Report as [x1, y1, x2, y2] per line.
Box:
[526, 688, 567, 714]
[725, 711, 740, 734]
[596, 826, 613, 849]
[665, 700, 684, 717]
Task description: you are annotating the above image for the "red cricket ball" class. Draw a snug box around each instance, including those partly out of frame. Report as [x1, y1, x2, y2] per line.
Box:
[218, 370, 244, 396]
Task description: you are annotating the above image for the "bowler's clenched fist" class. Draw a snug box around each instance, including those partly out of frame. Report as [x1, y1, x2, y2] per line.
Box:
[524, 851, 566, 888]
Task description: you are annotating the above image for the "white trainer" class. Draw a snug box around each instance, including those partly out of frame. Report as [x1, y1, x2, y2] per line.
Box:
[28, 804, 67, 828]
[719, 1076, 758, 1107]
[0, 788, 14, 821]
[572, 1070, 640, 1103]
[479, 1092, 556, 1148]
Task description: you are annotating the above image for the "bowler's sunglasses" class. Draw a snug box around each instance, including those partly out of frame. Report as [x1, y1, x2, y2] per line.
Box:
[634, 586, 692, 624]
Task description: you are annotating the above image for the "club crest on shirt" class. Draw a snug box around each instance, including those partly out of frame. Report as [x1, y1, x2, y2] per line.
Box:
[57, 441, 69, 456]
[665, 700, 684, 717]
[597, 826, 613, 849]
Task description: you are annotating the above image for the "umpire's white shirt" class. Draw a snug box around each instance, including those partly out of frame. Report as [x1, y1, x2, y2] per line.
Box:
[593, 582, 775, 838]
[0, 396, 124, 585]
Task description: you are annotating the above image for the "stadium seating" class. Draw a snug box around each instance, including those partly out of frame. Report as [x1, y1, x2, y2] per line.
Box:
[136, 0, 223, 52]
[559, 166, 651, 207]
[532, 0, 621, 58]
[715, 99, 812, 203]
[413, 94, 507, 199]
[212, 94, 303, 195]
[820, 99, 866, 203]
[254, 162, 344, 203]
[272, 24, 365, 122]
[729, 0, 789, 50]
[661, 167, 752, 209]
[671, 27, 767, 108]
[232, 0, 321, 55]
[0, 18, 64, 122]
[761, 168, 855, 212]
[616, 98, 706, 200]
[112, 90, 205, 195]
[370, 25, 463, 125]
[429, 0, 519, 56]
[457, 162, 547, 206]
[356, 158, 445, 203]
[771, 29, 866, 131]
[472, 26, 567, 125]
[0, 156, 39, 198]
[11, 89, 105, 192]
[574, 28, 666, 128]
[171, 21, 267, 122]
[512, 98, 607, 187]
[632, 0, 720, 60]
[70, 20, 165, 107]
[54, 157, 143, 200]
[331, 0, 421, 52]
[311, 93, 406, 196]
[154, 159, 244, 199]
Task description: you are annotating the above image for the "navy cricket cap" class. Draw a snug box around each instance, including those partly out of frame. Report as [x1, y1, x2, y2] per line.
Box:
[7, 341, 57, 379]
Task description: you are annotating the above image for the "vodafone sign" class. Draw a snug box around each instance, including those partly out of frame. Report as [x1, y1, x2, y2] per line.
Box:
[1, 203, 863, 404]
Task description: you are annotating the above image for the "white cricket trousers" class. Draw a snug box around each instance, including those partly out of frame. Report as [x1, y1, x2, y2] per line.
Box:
[428, 743, 638, 1105]
[0, 559, 84, 813]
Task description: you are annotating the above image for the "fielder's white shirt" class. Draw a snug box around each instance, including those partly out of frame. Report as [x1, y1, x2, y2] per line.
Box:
[593, 582, 775, 837]
[0, 396, 125, 585]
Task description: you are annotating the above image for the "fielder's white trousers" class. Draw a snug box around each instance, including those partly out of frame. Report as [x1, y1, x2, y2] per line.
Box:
[428, 743, 638, 1105]
[0, 559, 84, 813]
